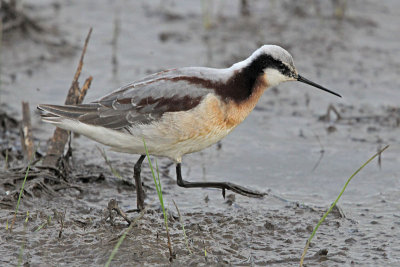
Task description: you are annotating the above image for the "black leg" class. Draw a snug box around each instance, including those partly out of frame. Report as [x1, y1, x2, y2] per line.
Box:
[176, 163, 265, 198]
[134, 155, 146, 210]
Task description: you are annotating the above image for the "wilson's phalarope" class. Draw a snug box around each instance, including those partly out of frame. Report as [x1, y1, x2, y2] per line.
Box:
[38, 45, 341, 210]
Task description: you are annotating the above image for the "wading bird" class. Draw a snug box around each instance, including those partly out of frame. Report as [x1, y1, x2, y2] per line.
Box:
[38, 45, 341, 211]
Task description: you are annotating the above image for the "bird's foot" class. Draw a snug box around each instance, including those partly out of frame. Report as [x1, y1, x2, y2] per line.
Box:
[177, 179, 266, 199]
[220, 182, 266, 198]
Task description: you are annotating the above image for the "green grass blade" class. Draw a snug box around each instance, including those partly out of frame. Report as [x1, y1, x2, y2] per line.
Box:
[142, 139, 158, 190]
[11, 164, 31, 230]
[11, 144, 39, 230]
[104, 210, 145, 267]
[154, 159, 169, 230]
[34, 216, 51, 232]
[96, 146, 122, 179]
[24, 211, 29, 225]
[142, 138, 173, 261]
[15, 165, 30, 214]
[172, 199, 192, 254]
[17, 242, 25, 267]
[142, 139, 164, 210]
[300, 145, 389, 266]
[156, 159, 162, 191]
[143, 139, 168, 230]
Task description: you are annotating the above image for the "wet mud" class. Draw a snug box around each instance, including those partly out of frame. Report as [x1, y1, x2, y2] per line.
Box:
[1, 0, 400, 266]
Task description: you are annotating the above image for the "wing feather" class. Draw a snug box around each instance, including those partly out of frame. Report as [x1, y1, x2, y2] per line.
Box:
[39, 67, 231, 130]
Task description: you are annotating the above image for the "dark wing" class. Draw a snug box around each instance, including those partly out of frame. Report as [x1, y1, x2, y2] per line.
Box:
[39, 67, 226, 130]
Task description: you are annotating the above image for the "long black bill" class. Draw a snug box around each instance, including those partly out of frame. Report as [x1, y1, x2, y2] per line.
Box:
[297, 75, 341, 98]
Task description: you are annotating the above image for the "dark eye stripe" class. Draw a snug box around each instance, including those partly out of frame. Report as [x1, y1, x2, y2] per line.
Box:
[278, 63, 292, 77]
[247, 54, 293, 77]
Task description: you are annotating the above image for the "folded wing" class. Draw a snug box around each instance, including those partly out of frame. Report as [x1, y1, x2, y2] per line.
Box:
[38, 67, 224, 130]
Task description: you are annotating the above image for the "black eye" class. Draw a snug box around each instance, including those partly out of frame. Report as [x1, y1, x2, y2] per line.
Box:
[278, 63, 290, 76]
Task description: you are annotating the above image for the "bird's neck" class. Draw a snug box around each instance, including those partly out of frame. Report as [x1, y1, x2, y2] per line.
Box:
[221, 74, 269, 128]
[213, 56, 269, 103]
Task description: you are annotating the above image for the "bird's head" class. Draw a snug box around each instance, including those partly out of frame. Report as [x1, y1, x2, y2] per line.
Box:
[243, 45, 341, 97]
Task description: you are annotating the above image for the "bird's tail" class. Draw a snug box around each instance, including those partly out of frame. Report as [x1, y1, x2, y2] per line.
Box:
[37, 104, 98, 123]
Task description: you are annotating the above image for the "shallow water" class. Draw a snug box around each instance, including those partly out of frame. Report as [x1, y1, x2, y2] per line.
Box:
[1, 0, 400, 266]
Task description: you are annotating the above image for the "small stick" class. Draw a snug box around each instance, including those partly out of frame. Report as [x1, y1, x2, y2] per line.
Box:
[20, 102, 34, 162]
[377, 145, 382, 169]
[67, 28, 93, 105]
[240, 0, 250, 16]
[58, 210, 66, 238]
[42, 28, 93, 167]
[111, 14, 120, 76]
[311, 133, 325, 172]
[107, 199, 131, 225]
[77, 76, 93, 104]
[321, 104, 342, 122]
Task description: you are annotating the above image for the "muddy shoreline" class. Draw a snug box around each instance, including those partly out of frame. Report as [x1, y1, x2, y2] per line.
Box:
[1, 0, 400, 266]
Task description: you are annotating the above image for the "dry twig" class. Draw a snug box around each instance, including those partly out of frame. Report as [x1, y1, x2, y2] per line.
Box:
[20, 102, 34, 162]
[42, 28, 93, 168]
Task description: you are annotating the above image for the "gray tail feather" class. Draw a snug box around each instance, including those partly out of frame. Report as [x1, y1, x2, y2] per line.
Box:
[38, 103, 129, 129]
[37, 104, 98, 120]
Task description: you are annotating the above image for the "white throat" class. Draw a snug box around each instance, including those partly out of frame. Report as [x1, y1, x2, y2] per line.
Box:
[264, 68, 289, 87]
